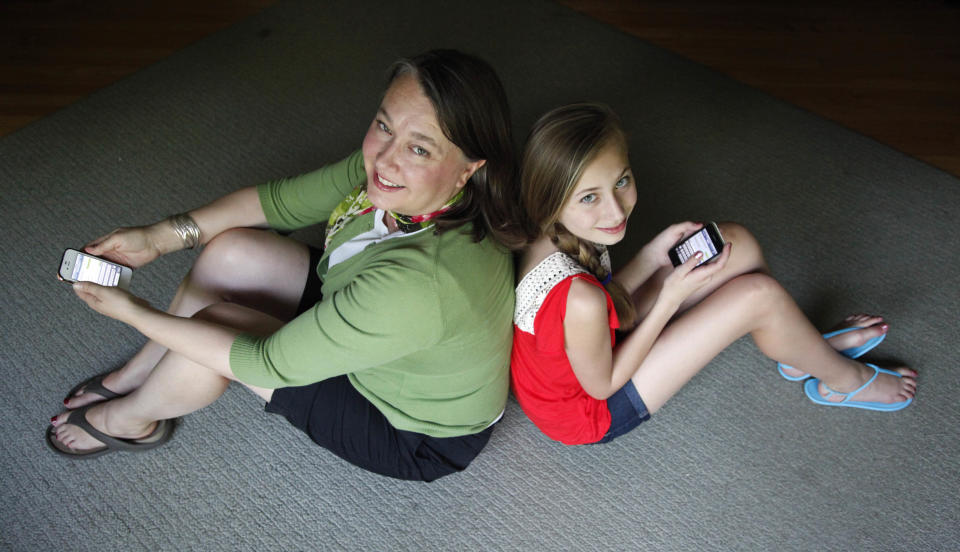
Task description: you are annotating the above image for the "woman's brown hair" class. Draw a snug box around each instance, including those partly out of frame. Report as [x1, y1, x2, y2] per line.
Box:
[387, 50, 526, 249]
[520, 103, 636, 327]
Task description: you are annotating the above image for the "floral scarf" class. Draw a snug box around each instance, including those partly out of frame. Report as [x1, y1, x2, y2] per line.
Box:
[324, 185, 463, 248]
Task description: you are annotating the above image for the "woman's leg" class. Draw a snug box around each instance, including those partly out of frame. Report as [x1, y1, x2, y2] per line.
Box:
[51, 302, 282, 451]
[629, 273, 915, 414]
[66, 228, 310, 408]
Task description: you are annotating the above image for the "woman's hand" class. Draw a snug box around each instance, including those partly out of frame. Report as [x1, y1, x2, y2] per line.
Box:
[84, 222, 175, 268]
[72, 281, 152, 323]
[639, 221, 704, 267]
[658, 242, 732, 308]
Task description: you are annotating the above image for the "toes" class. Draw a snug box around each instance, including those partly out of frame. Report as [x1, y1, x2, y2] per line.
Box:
[65, 391, 101, 409]
[838, 314, 884, 330]
[50, 412, 69, 427]
[894, 367, 918, 379]
[857, 323, 888, 344]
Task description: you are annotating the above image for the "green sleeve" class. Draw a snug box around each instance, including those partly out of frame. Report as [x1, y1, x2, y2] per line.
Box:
[229, 257, 443, 388]
[256, 150, 365, 231]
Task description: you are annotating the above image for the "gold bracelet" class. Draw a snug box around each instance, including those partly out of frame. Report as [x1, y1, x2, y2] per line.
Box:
[168, 213, 201, 249]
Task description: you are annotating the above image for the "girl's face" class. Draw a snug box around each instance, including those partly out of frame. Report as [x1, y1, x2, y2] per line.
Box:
[362, 73, 485, 216]
[557, 141, 637, 246]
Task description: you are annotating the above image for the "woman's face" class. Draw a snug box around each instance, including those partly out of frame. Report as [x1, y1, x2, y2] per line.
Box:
[362, 73, 485, 216]
[557, 141, 637, 246]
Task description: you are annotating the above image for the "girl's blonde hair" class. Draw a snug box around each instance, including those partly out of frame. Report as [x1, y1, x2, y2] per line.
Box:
[520, 103, 636, 327]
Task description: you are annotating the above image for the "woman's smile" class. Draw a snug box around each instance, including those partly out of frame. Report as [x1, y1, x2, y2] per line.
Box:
[373, 172, 404, 191]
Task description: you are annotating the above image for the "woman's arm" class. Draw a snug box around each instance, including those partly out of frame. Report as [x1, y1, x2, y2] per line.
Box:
[188, 186, 269, 247]
[72, 281, 241, 379]
[86, 186, 267, 268]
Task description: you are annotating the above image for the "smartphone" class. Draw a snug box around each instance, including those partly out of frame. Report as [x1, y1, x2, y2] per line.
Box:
[58, 248, 133, 289]
[669, 222, 725, 268]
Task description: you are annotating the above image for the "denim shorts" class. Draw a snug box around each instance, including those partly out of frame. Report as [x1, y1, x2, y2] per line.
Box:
[595, 380, 651, 444]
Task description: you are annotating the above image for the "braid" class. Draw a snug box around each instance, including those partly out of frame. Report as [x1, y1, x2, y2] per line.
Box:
[549, 224, 636, 328]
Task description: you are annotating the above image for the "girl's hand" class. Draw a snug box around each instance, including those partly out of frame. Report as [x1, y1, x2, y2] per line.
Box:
[84, 223, 171, 268]
[659, 242, 732, 308]
[72, 281, 152, 323]
[640, 221, 704, 267]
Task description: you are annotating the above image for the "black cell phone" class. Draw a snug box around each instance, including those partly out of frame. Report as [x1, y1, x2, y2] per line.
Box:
[669, 222, 725, 268]
[58, 248, 133, 289]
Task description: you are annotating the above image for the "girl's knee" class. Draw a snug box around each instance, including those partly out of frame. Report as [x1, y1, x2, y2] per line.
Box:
[727, 273, 786, 313]
[718, 221, 767, 271]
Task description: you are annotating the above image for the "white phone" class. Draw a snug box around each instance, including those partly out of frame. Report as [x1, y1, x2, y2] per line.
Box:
[58, 248, 133, 290]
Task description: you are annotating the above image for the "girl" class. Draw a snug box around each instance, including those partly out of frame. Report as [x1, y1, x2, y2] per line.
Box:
[511, 103, 916, 445]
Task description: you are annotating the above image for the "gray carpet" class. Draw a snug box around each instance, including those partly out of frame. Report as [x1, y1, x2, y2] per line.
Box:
[2, 1, 958, 550]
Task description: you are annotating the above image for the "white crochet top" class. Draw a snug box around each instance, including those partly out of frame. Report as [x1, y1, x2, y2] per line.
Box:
[513, 248, 611, 334]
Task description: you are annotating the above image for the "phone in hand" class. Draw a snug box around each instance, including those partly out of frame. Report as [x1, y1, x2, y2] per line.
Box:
[58, 248, 133, 290]
[669, 222, 725, 268]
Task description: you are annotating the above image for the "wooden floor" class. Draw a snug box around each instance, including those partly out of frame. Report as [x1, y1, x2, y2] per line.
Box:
[3, 0, 958, 177]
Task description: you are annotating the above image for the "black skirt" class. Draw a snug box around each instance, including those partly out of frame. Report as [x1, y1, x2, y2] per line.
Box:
[264, 245, 495, 482]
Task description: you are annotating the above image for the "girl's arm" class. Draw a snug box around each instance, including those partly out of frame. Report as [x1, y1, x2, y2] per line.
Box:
[613, 221, 703, 293]
[566, 244, 731, 400]
[564, 277, 676, 399]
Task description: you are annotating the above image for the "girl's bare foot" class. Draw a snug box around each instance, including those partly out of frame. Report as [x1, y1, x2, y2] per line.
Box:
[779, 314, 888, 379]
[812, 362, 917, 407]
[824, 314, 888, 351]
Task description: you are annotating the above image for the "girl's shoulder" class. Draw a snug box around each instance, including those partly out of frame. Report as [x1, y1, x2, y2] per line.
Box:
[515, 251, 598, 334]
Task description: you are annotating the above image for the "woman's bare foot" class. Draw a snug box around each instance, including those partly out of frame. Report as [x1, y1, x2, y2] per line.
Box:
[779, 314, 888, 379]
[50, 402, 156, 453]
[813, 362, 917, 406]
[64, 369, 139, 409]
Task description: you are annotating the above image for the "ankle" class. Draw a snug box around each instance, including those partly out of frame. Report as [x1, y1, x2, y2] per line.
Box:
[98, 403, 154, 439]
[820, 362, 871, 392]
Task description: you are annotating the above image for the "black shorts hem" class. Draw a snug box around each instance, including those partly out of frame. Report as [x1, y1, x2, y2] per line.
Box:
[266, 375, 494, 482]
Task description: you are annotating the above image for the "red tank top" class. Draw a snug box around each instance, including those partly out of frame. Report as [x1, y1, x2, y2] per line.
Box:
[511, 252, 619, 445]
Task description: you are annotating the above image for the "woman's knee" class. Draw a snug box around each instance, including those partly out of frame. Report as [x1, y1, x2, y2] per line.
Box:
[192, 228, 263, 278]
[192, 302, 285, 336]
[718, 221, 767, 272]
[191, 302, 233, 323]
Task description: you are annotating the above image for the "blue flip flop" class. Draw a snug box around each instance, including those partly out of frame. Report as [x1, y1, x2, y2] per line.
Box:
[777, 326, 886, 381]
[803, 363, 913, 411]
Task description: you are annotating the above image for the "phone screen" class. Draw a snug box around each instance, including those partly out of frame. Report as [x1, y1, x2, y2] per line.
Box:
[71, 252, 124, 286]
[674, 228, 720, 267]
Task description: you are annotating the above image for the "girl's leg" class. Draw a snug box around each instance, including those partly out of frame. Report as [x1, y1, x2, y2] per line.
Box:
[630, 222, 769, 319]
[66, 228, 310, 408]
[629, 273, 915, 414]
[778, 313, 888, 379]
[52, 302, 282, 451]
[630, 223, 888, 374]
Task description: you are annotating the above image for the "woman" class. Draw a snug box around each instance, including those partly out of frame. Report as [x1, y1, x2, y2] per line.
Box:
[49, 50, 523, 482]
[511, 103, 915, 445]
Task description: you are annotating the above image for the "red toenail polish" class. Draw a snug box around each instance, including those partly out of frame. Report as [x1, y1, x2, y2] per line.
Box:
[50, 416, 58, 424]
